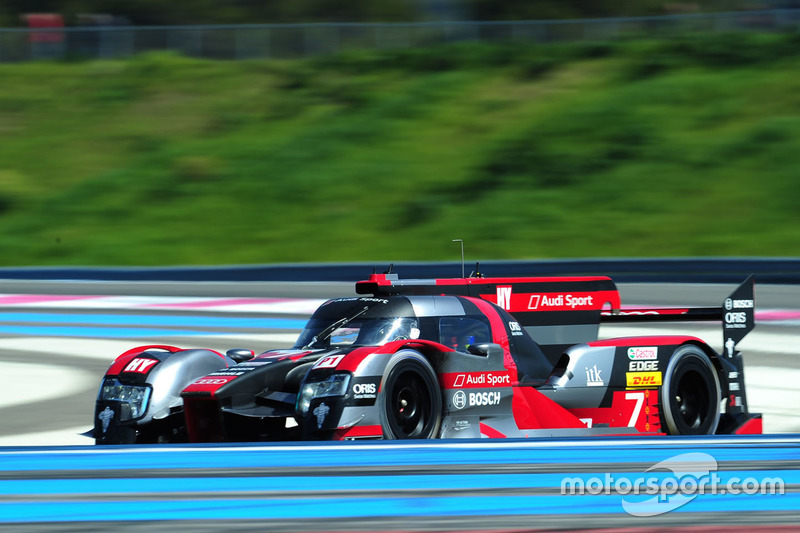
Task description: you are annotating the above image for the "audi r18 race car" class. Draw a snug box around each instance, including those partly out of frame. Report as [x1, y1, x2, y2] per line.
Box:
[93, 271, 761, 444]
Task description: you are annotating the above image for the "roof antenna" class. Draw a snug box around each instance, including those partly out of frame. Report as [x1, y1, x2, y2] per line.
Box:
[469, 261, 483, 278]
[383, 263, 394, 274]
[452, 239, 464, 278]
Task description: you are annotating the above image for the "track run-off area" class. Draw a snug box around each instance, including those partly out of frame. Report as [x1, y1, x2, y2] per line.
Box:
[0, 280, 799, 531]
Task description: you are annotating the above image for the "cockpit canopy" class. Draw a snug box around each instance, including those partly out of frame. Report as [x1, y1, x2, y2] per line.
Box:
[293, 296, 493, 351]
[293, 294, 552, 381]
[295, 316, 420, 349]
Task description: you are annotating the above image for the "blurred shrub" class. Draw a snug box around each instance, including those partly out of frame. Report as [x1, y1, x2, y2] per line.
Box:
[310, 77, 374, 109]
[0, 170, 32, 215]
[620, 32, 800, 81]
[715, 116, 800, 161]
[113, 134, 164, 153]
[318, 43, 559, 75]
[465, 101, 655, 197]
[172, 155, 222, 182]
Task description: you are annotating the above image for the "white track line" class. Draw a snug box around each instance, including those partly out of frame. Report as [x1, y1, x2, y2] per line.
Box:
[0, 294, 326, 314]
[0, 426, 92, 446]
[0, 361, 95, 410]
[0, 335, 300, 362]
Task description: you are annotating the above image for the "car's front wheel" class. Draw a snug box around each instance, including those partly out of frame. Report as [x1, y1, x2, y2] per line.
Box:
[378, 352, 442, 439]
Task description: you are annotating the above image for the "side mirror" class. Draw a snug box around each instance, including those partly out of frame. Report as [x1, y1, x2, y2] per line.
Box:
[467, 343, 503, 358]
[226, 348, 255, 363]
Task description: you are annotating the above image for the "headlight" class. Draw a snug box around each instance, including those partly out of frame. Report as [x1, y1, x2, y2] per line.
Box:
[296, 374, 351, 415]
[99, 380, 152, 421]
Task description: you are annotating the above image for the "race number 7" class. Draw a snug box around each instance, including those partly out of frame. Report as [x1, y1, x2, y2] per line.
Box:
[625, 391, 645, 427]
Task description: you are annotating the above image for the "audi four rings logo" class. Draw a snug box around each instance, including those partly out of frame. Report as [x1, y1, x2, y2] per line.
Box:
[193, 378, 229, 385]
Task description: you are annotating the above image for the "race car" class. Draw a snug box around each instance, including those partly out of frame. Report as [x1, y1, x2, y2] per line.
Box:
[93, 271, 761, 444]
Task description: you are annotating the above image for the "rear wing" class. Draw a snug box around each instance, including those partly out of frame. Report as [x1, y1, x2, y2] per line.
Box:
[601, 275, 756, 357]
[356, 272, 621, 320]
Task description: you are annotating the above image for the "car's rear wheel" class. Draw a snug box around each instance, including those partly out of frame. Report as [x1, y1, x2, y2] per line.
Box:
[379, 352, 442, 439]
[661, 345, 721, 435]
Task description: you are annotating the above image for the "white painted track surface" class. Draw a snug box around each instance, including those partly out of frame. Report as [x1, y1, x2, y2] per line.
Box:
[0, 281, 797, 445]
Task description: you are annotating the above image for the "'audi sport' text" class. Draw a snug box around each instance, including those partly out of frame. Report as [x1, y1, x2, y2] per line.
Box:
[529, 294, 594, 310]
[452, 372, 511, 388]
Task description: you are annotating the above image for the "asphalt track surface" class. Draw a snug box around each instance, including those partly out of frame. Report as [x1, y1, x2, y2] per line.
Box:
[0, 280, 799, 531]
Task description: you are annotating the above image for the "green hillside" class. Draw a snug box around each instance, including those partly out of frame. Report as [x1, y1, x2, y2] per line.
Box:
[1, 33, 799, 266]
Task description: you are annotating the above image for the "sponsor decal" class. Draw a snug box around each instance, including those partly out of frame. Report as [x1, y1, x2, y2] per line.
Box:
[350, 378, 379, 406]
[357, 297, 389, 304]
[725, 311, 748, 328]
[352, 383, 376, 395]
[508, 321, 523, 336]
[725, 298, 754, 310]
[629, 360, 659, 372]
[313, 402, 330, 429]
[627, 371, 663, 388]
[528, 293, 595, 310]
[98, 406, 114, 434]
[123, 358, 158, 374]
[725, 338, 736, 358]
[450, 372, 511, 388]
[628, 347, 658, 361]
[585, 365, 604, 387]
[729, 382, 740, 391]
[468, 391, 501, 407]
[352, 380, 378, 400]
[333, 297, 388, 304]
[453, 390, 467, 410]
[192, 378, 230, 386]
[313, 354, 345, 369]
[454, 420, 471, 432]
[497, 286, 512, 311]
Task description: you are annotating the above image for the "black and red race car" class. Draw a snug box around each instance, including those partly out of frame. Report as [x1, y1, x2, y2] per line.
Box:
[94, 271, 761, 444]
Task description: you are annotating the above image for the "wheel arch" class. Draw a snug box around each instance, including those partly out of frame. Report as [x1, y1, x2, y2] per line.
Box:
[377, 348, 443, 439]
[679, 339, 725, 398]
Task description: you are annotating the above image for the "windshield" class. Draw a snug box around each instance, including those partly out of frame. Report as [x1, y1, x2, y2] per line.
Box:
[294, 317, 420, 349]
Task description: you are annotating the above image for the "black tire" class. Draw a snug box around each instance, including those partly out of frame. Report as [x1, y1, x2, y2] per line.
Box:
[661, 345, 721, 435]
[378, 352, 442, 439]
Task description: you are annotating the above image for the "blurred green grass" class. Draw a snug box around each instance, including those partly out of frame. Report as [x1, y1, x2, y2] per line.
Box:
[1, 33, 799, 266]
